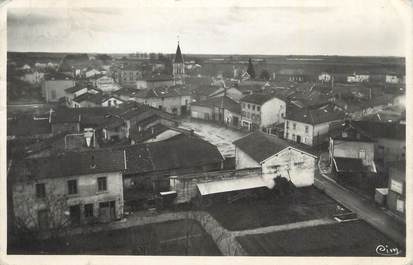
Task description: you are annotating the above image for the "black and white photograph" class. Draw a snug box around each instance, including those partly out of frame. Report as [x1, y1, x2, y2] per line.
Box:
[1, 0, 410, 261]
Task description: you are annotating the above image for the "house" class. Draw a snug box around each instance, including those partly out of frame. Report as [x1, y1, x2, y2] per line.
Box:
[9, 149, 126, 231]
[329, 121, 377, 179]
[116, 64, 143, 87]
[318, 72, 331, 82]
[386, 161, 405, 217]
[41, 73, 75, 102]
[71, 92, 124, 108]
[191, 95, 241, 128]
[352, 120, 405, 163]
[275, 69, 307, 82]
[233, 131, 316, 187]
[122, 135, 224, 209]
[208, 86, 244, 102]
[134, 86, 191, 116]
[85, 69, 102, 78]
[95, 76, 120, 93]
[347, 72, 370, 83]
[284, 104, 345, 146]
[136, 74, 175, 90]
[240, 93, 286, 132]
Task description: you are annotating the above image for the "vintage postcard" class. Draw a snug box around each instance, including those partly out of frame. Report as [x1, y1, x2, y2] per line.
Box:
[0, 0, 410, 264]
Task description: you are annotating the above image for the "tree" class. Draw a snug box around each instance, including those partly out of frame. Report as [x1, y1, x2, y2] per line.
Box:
[246, 58, 256, 79]
[259, 69, 270, 81]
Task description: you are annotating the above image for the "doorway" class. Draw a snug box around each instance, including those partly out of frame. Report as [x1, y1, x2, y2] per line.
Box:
[69, 205, 81, 226]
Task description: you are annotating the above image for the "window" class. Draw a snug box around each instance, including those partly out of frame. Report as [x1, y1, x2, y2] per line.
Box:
[293, 123, 296, 130]
[35, 183, 46, 198]
[98, 177, 107, 191]
[359, 149, 366, 159]
[257, 106, 260, 111]
[84, 204, 94, 218]
[305, 126, 309, 133]
[68, 179, 78, 195]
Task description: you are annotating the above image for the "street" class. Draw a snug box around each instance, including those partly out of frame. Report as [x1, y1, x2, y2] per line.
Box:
[179, 119, 247, 158]
[314, 170, 405, 248]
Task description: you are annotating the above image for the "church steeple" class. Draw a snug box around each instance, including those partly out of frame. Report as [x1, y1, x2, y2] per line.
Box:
[174, 42, 184, 64]
[173, 41, 185, 84]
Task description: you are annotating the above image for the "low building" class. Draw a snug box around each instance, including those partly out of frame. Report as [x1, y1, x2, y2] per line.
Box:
[134, 86, 191, 116]
[240, 94, 286, 132]
[95, 76, 120, 93]
[136, 74, 175, 90]
[9, 149, 126, 231]
[122, 135, 224, 209]
[190, 95, 241, 128]
[41, 73, 75, 102]
[347, 72, 370, 83]
[284, 104, 345, 146]
[233, 131, 316, 187]
[352, 120, 405, 163]
[386, 161, 405, 217]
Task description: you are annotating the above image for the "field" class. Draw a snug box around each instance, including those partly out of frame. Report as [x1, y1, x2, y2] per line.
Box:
[8, 220, 221, 256]
[207, 187, 347, 231]
[237, 220, 403, 256]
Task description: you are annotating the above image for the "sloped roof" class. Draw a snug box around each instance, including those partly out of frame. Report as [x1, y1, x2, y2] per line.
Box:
[285, 104, 345, 125]
[174, 43, 184, 63]
[241, 93, 281, 105]
[333, 157, 365, 173]
[11, 149, 126, 182]
[352, 120, 405, 140]
[124, 135, 223, 174]
[192, 96, 241, 114]
[233, 131, 291, 163]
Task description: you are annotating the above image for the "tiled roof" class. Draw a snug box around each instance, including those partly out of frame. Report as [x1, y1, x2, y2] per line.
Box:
[192, 96, 241, 114]
[352, 120, 405, 140]
[73, 92, 103, 105]
[123, 135, 223, 174]
[233, 131, 291, 163]
[333, 157, 365, 173]
[241, 93, 281, 105]
[10, 149, 126, 182]
[7, 117, 51, 137]
[285, 104, 345, 125]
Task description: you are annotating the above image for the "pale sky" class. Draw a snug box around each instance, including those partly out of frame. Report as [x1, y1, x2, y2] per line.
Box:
[6, 0, 409, 56]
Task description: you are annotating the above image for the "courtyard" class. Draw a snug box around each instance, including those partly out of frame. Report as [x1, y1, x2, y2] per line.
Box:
[206, 186, 347, 231]
[237, 220, 403, 256]
[179, 118, 247, 158]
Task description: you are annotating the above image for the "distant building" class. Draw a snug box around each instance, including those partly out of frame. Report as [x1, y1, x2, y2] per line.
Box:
[191, 95, 241, 128]
[318, 72, 331, 82]
[95, 76, 120, 93]
[240, 94, 286, 132]
[284, 104, 345, 146]
[172, 42, 185, 84]
[134, 86, 191, 116]
[386, 161, 405, 217]
[233, 131, 316, 187]
[41, 73, 75, 102]
[10, 150, 126, 230]
[275, 69, 306, 82]
[347, 72, 370, 83]
[136, 74, 175, 90]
